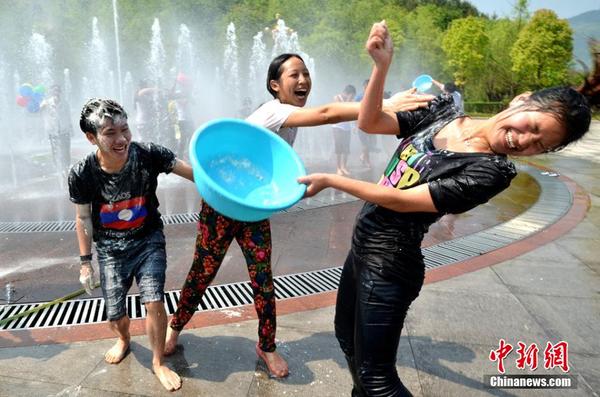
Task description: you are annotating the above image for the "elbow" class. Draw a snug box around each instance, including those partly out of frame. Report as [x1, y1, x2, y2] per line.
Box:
[319, 107, 337, 125]
[357, 117, 377, 133]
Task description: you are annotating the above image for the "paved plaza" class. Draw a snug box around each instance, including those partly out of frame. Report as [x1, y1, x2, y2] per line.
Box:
[0, 123, 599, 396]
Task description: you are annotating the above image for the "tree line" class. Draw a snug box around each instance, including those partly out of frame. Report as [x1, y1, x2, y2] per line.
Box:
[0, 0, 581, 102]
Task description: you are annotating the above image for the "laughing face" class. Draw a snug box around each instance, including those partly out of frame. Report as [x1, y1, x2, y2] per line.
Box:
[487, 110, 567, 156]
[269, 56, 312, 107]
[86, 117, 132, 168]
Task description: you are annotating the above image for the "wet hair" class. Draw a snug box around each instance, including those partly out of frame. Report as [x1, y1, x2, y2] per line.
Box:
[444, 82, 457, 93]
[511, 87, 591, 150]
[343, 84, 356, 96]
[79, 98, 128, 136]
[266, 53, 306, 98]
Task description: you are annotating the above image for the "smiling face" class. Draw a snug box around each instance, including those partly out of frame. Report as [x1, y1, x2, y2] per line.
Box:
[487, 109, 567, 156]
[86, 117, 132, 169]
[269, 56, 312, 107]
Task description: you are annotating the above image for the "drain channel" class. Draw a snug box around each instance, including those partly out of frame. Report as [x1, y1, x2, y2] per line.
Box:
[0, 194, 358, 234]
[0, 165, 571, 331]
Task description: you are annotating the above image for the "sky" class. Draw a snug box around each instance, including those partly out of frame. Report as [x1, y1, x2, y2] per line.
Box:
[467, 0, 600, 19]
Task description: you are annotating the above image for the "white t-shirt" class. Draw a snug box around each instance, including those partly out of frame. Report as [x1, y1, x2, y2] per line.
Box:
[246, 99, 299, 146]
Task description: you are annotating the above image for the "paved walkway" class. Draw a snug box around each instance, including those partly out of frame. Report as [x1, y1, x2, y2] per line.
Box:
[0, 122, 599, 396]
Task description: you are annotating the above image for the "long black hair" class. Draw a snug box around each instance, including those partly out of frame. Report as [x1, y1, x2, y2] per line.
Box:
[266, 53, 305, 98]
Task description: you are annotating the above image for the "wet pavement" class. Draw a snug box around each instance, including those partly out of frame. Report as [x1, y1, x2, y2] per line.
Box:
[0, 122, 599, 396]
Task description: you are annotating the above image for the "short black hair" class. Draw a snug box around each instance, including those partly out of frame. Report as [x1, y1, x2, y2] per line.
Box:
[79, 98, 128, 136]
[343, 84, 356, 96]
[444, 82, 457, 93]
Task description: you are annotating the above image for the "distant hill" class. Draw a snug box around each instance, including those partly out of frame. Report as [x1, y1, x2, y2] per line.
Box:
[569, 10, 600, 69]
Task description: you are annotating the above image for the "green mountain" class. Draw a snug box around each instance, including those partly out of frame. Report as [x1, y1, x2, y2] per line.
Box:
[569, 9, 600, 69]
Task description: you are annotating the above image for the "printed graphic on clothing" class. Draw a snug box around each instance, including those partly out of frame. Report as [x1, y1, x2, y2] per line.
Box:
[379, 140, 430, 189]
[100, 196, 147, 230]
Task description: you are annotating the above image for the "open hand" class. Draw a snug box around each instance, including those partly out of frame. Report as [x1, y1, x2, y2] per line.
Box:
[366, 20, 393, 67]
[383, 88, 435, 112]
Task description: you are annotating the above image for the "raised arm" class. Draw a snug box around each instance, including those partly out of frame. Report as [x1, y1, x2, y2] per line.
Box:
[358, 21, 402, 134]
[283, 94, 432, 131]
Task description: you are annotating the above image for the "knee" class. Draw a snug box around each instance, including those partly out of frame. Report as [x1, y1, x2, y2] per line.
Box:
[144, 301, 166, 316]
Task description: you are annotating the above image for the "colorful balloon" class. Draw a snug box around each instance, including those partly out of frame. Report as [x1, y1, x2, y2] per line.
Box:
[16, 95, 29, 107]
[19, 83, 34, 97]
[33, 84, 46, 94]
[32, 92, 44, 102]
[27, 100, 40, 113]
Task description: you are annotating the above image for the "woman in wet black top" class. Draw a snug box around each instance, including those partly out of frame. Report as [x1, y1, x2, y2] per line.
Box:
[299, 21, 593, 397]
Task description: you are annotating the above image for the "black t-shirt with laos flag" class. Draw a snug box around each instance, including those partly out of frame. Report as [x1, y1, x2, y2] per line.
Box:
[68, 142, 176, 241]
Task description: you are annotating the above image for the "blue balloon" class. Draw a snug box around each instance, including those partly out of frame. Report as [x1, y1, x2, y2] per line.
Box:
[19, 84, 34, 97]
[32, 92, 44, 102]
[27, 100, 40, 113]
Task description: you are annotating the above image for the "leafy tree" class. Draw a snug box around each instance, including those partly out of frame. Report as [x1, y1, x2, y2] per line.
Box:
[511, 9, 573, 90]
[441, 16, 488, 98]
[481, 18, 520, 100]
[396, 5, 445, 88]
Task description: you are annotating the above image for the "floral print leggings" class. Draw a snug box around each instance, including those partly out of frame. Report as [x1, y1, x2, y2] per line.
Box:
[170, 203, 277, 352]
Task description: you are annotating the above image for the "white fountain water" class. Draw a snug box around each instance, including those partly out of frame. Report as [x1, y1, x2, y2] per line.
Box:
[81, 17, 112, 101]
[112, 0, 123, 103]
[63, 68, 72, 102]
[25, 33, 54, 88]
[147, 18, 167, 86]
[175, 24, 196, 75]
[223, 22, 241, 113]
[248, 31, 268, 103]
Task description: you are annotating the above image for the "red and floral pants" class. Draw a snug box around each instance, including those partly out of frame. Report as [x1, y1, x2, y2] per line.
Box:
[170, 203, 277, 352]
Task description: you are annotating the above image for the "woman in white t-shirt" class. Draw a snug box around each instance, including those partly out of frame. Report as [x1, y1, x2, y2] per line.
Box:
[166, 53, 434, 378]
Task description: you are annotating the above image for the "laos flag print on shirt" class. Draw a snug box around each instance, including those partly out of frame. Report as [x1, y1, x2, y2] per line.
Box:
[100, 197, 147, 230]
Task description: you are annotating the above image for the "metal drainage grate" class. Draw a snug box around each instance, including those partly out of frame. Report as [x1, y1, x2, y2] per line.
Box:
[0, 164, 573, 331]
[0, 267, 343, 331]
[422, 164, 571, 269]
[0, 194, 358, 234]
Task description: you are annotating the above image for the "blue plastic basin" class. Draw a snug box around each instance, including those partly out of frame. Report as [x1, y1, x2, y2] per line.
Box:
[412, 74, 433, 92]
[189, 118, 307, 222]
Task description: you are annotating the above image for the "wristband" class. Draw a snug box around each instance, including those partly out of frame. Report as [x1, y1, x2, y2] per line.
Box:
[80, 254, 93, 263]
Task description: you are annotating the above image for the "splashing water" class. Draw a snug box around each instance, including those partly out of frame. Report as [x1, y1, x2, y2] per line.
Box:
[0, 257, 72, 280]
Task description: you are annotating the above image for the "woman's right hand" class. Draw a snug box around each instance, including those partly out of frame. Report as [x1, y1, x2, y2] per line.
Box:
[383, 88, 435, 113]
[366, 20, 393, 67]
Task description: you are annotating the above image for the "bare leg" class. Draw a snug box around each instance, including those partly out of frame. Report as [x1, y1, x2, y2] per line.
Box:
[340, 153, 351, 175]
[146, 301, 182, 391]
[106, 315, 131, 364]
[164, 326, 180, 356]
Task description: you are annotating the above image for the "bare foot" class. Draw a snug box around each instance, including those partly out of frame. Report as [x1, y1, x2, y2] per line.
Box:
[341, 167, 351, 176]
[153, 364, 182, 391]
[164, 327, 180, 356]
[256, 344, 289, 378]
[336, 168, 345, 176]
[105, 338, 130, 364]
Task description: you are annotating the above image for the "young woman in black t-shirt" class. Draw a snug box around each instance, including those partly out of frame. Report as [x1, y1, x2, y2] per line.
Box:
[299, 21, 594, 397]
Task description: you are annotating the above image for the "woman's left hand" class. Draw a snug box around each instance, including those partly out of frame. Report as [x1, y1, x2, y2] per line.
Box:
[298, 173, 331, 198]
